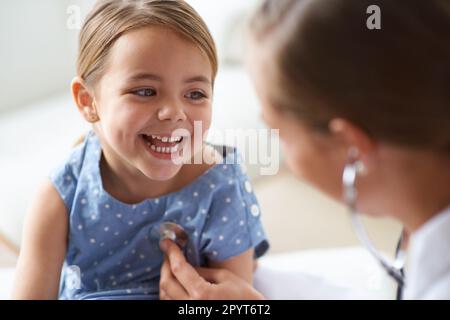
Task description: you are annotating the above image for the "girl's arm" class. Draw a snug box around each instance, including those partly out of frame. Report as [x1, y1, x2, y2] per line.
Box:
[11, 179, 68, 299]
[208, 248, 255, 284]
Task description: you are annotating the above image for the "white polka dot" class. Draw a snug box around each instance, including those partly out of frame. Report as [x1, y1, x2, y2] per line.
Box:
[81, 198, 87, 205]
[164, 211, 169, 216]
[239, 220, 245, 226]
[90, 215, 96, 220]
[77, 224, 83, 230]
[242, 202, 246, 207]
[154, 198, 159, 204]
[257, 231, 262, 237]
[218, 235, 224, 241]
[212, 251, 218, 256]
[90, 238, 96, 244]
[100, 242, 105, 247]
[127, 272, 133, 278]
[124, 240, 128, 245]
[105, 203, 110, 209]
[125, 264, 131, 269]
[225, 197, 231, 203]
[178, 201, 183, 206]
[112, 281, 117, 286]
[142, 211, 148, 215]
[93, 261, 98, 266]
[65, 175, 72, 181]
[103, 226, 109, 232]
[126, 289, 132, 294]
[114, 231, 120, 236]
[201, 209, 207, 214]
[186, 216, 191, 222]
[193, 231, 199, 237]
[109, 250, 113, 255]
[210, 184, 215, 189]
[116, 213, 122, 219]
[131, 249, 136, 254]
[146, 267, 152, 272]
[222, 216, 228, 222]
[128, 221, 134, 225]
[251, 204, 260, 217]
[222, 165, 227, 170]
[244, 181, 252, 193]
[93, 189, 99, 195]
[109, 275, 115, 280]
[140, 254, 145, 259]
[193, 192, 199, 197]
[132, 205, 137, 210]
[228, 179, 233, 185]
[236, 239, 241, 245]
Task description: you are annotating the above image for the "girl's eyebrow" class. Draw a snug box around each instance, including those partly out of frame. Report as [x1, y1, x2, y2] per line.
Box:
[126, 73, 211, 85]
[126, 73, 162, 82]
[184, 75, 211, 85]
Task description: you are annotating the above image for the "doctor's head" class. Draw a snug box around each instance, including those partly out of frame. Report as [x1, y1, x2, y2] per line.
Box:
[247, 0, 450, 229]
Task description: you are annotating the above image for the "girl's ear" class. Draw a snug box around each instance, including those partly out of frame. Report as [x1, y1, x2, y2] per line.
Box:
[71, 76, 99, 123]
[328, 118, 378, 173]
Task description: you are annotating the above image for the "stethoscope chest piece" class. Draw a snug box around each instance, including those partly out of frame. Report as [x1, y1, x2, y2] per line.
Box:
[151, 221, 188, 248]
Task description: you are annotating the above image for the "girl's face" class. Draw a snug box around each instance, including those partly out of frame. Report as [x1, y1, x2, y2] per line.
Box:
[92, 26, 213, 181]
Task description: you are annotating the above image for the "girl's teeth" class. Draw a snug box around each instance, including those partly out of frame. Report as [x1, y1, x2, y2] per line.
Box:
[148, 134, 182, 142]
[146, 142, 179, 154]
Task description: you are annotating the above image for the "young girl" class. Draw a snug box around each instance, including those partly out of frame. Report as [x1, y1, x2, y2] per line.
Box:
[12, 0, 268, 300]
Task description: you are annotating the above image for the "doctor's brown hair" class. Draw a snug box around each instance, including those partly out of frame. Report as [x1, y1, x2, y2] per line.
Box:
[249, 0, 450, 154]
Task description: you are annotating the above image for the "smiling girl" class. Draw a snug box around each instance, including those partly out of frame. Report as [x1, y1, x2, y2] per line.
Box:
[12, 0, 268, 300]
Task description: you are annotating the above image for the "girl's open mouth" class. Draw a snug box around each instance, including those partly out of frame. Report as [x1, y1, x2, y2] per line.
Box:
[140, 134, 185, 160]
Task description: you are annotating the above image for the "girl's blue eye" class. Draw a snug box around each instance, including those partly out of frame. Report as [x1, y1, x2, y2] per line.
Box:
[186, 91, 207, 100]
[133, 88, 156, 97]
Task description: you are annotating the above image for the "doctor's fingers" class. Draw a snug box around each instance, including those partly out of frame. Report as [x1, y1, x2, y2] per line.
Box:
[164, 240, 212, 299]
[160, 256, 189, 300]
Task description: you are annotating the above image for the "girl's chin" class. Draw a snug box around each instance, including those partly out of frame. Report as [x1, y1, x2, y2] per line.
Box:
[140, 164, 182, 181]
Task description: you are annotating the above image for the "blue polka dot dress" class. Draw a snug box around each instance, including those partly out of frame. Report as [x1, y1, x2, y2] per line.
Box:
[50, 131, 269, 300]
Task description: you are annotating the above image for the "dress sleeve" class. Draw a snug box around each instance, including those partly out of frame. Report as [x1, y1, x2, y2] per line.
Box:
[199, 163, 270, 262]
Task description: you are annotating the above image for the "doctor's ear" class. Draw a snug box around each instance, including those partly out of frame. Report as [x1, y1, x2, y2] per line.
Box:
[328, 118, 377, 171]
[71, 76, 99, 123]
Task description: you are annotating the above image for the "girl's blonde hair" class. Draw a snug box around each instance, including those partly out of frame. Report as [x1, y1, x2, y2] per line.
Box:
[77, 0, 218, 87]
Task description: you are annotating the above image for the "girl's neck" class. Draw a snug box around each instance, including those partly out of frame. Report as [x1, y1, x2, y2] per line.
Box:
[99, 144, 220, 205]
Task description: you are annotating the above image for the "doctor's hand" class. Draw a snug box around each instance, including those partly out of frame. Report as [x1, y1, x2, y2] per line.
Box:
[159, 239, 265, 300]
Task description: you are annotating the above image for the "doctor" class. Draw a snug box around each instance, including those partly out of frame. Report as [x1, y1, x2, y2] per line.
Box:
[159, 0, 450, 299]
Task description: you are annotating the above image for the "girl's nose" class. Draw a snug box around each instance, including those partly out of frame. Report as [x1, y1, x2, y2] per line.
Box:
[157, 103, 187, 123]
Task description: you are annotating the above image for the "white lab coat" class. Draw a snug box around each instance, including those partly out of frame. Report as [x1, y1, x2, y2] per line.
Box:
[403, 205, 450, 299]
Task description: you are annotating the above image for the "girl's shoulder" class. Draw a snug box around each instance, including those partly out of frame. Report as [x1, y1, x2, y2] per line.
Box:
[48, 131, 99, 209]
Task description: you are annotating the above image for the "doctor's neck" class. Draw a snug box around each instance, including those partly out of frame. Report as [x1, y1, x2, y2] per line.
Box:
[363, 147, 450, 234]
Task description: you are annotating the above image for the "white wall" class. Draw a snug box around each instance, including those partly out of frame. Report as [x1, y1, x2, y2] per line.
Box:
[0, 0, 78, 112]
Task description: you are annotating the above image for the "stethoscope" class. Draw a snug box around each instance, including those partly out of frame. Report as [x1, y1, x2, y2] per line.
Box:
[152, 221, 189, 249]
[343, 152, 406, 298]
[154, 155, 407, 299]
